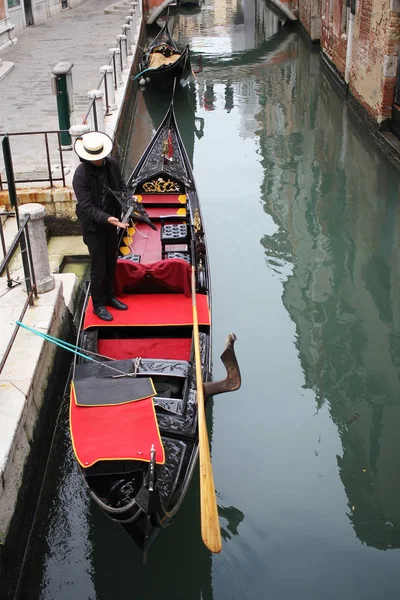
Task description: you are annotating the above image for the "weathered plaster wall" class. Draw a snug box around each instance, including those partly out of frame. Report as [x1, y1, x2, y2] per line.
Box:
[299, 0, 312, 37]
[299, 0, 322, 41]
[321, 0, 347, 77]
[350, 0, 400, 124]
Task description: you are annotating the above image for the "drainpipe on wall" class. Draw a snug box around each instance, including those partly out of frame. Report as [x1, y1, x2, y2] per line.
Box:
[345, 0, 356, 85]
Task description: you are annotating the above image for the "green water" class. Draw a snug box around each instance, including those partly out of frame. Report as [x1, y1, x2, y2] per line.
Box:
[60, 260, 89, 280]
[15, 1, 400, 598]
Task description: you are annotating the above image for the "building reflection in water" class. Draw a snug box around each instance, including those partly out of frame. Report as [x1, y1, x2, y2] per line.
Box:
[256, 35, 400, 551]
[177, 0, 286, 56]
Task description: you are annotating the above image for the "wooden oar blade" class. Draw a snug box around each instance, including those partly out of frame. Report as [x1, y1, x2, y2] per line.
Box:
[191, 266, 222, 553]
[199, 439, 222, 553]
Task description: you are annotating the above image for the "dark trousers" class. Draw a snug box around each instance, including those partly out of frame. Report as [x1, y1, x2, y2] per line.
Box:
[83, 228, 118, 308]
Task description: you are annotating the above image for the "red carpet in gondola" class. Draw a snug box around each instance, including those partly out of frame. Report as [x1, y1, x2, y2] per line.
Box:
[83, 293, 210, 329]
[70, 387, 165, 467]
[98, 338, 192, 361]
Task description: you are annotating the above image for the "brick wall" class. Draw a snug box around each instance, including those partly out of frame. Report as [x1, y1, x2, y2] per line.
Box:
[299, 0, 312, 37]
[298, 0, 321, 41]
[321, 0, 347, 78]
[316, 0, 400, 125]
[350, 0, 400, 124]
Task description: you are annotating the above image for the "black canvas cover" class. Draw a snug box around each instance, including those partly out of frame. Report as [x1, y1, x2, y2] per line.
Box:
[73, 376, 156, 407]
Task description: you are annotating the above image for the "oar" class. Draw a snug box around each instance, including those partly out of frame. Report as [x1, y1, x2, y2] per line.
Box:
[191, 266, 222, 554]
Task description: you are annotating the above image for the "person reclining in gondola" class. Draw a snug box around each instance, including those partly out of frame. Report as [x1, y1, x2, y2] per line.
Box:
[72, 132, 129, 322]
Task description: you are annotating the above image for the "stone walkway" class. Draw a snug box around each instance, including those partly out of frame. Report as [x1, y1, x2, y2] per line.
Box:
[0, 0, 131, 178]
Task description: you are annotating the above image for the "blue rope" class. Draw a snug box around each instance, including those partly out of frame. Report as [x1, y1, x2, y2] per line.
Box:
[16, 321, 96, 363]
[132, 68, 153, 81]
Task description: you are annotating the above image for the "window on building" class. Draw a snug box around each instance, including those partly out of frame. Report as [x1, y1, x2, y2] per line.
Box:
[8, 0, 21, 7]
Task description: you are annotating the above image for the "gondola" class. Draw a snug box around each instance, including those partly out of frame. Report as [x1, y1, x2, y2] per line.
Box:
[69, 102, 241, 560]
[143, 80, 204, 166]
[134, 21, 192, 89]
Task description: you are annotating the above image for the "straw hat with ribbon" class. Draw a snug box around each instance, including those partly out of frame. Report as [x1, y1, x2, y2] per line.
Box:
[74, 132, 113, 162]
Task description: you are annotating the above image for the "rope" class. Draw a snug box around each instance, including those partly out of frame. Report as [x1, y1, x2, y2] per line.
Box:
[15, 321, 137, 378]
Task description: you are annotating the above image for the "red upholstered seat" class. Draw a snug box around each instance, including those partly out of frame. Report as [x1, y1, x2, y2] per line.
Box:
[114, 258, 191, 296]
[97, 338, 192, 361]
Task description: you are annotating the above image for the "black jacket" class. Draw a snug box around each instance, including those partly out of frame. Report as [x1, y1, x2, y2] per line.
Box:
[72, 156, 128, 233]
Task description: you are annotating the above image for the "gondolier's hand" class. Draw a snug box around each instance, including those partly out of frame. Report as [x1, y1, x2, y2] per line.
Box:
[107, 216, 129, 229]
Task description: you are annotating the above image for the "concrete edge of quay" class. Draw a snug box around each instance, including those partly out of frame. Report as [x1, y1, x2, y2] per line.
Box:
[0, 274, 80, 597]
[0, 10, 146, 595]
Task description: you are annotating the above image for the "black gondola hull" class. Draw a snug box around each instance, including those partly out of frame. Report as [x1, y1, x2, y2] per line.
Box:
[139, 45, 192, 89]
[70, 99, 239, 558]
[137, 21, 192, 89]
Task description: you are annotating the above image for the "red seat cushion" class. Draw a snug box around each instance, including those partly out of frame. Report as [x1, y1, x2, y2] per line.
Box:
[97, 338, 192, 361]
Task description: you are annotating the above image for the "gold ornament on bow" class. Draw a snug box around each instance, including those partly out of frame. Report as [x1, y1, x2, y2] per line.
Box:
[142, 178, 180, 193]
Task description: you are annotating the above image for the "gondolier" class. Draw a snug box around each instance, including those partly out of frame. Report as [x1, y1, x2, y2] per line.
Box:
[73, 131, 129, 322]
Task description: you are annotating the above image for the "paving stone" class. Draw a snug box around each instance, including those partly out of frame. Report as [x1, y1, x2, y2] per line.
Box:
[0, 0, 132, 173]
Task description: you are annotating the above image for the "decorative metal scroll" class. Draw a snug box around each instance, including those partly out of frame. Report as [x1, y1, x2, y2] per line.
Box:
[142, 178, 181, 193]
[191, 203, 206, 290]
[193, 208, 201, 233]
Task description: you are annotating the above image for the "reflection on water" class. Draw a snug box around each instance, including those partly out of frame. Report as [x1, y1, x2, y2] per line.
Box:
[176, 0, 286, 57]
[219, 504, 245, 541]
[14, 0, 400, 597]
[15, 391, 97, 600]
[258, 40, 400, 549]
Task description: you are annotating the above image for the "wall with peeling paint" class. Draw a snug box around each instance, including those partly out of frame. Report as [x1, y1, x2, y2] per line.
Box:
[349, 0, 400, 124]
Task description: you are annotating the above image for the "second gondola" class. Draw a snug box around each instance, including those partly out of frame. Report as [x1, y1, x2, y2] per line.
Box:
[135, 22, 192, 89]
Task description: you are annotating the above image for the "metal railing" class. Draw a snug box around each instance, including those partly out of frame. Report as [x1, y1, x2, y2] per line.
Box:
[0, 130, 67, 189]
[1, 0, 142, 187]
[83, 56, 115, 130]
[0, 211, 37, 375]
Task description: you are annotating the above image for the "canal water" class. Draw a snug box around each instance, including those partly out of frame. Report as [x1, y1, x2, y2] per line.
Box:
[15, 0, 400, 598]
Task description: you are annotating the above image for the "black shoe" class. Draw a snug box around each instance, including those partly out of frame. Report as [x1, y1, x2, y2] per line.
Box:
[93, 306, 113, 321]
[106, 297, 128, 310]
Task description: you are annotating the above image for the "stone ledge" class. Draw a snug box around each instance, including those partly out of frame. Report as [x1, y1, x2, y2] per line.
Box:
[0, 187, 77, 225]
[0, 60, 15, 83]
[0, 273, 78, 545]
